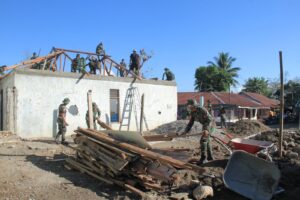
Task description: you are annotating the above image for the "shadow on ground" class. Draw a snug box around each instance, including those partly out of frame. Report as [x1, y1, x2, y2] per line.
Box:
[26, 153, 138, 200]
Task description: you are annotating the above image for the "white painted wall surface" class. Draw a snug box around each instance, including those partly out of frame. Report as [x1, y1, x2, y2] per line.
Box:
[13, 69, 177, 138]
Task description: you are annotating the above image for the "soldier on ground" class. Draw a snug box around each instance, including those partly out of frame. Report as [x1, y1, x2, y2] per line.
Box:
[86, 102, 101, 130]
[129, 49, 141, 75]
[220, 106, 227, 128]
[206, 99, 213, 115]
[162, 68, 175, 81]
[119, 59, 127, 77]
[55, 98, 70, 144]
[181, 99, 214, 165]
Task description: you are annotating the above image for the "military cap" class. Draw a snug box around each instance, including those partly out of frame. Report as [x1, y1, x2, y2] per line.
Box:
[92, 102, 97, 106]
[133, 49, 136, 52]
[164, 68, 169, 71]
[63, 98, 70, 104]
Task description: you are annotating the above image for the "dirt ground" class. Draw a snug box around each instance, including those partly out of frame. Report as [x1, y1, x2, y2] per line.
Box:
[1, 121, 300, 200]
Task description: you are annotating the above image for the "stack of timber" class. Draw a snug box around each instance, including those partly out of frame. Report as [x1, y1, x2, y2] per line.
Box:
[66, 127, 205, 198]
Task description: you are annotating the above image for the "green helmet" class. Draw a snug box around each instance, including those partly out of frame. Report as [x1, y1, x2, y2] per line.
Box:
[164, 67, 169, 71]
[92, 102, 97, 106]
[63, 98, 70, 104]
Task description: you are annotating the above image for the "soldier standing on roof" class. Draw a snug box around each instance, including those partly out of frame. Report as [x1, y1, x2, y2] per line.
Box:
[30, 52, 37, 60]
[87, 56, 98, 74]
[129, 49, 141, 75]
[96, 42, 105, 59]
[86, 102, 101, 130]
[181, 99, 214, 165]
[162, 68, 175, 81]
[0, 65, 7, 75]
[71, 54, 80, 73]
[119, 59, 127, 77]
[55, 98, 70, 144]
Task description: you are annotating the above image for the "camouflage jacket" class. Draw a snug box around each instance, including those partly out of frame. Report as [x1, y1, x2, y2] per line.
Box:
[185, 106, 213, 133]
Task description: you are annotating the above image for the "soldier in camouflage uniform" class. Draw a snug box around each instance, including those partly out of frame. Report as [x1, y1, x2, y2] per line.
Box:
[96, 42, 105, 59]
[162, 68, 175, 81]
[0, 65, 7, 75]
[86, 102, 101, 130]
[71, 54, 80, 73]
[119, 59, 127, 77]
[87, 56, 98, 74]
[129, 49, 141, 75]
[55, 98, 70, 144]
[183, 99, 214, 164]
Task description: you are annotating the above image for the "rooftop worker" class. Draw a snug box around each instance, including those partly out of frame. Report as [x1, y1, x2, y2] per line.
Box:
[86, 102, 101, 130]
[71, 54, 80, 73]
[55, 98, 70, 145]
[78, 56, 86, 73]
[87, 56, 98, 74]
[30, 52, 38, 60]
[162, 68, 175, 81]
[119, 58, 127, 77]
[180, 99, 214, 165]
[0, 65, 7, 74]
[96, 42, 105, 59]
[129, 49, 141, 75]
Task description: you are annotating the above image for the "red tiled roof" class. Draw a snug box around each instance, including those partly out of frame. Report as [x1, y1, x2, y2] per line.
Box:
[178, 92, 278, 108]
[240, 92, 280, 107]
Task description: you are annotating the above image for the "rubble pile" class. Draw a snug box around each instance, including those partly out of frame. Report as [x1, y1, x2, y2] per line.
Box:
[149, 120, 202, 135]
[228, 120, 271, 136]
[254, 129, 300, 198]
[65, 127, 205, 198]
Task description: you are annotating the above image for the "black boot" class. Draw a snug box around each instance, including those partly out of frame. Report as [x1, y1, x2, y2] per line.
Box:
[197, 154, 207, 165]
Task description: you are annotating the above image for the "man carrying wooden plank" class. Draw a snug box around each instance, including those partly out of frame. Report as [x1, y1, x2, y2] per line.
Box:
[85, 102, 101, 130]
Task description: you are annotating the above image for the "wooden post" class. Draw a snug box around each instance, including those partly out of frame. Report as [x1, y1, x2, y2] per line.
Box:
[87, 90, 93, 129]
[279, 51, 284, 158]
[59, 54, 62, 72]
[63, 55, 66, 72]
[140, 94, 144, 133]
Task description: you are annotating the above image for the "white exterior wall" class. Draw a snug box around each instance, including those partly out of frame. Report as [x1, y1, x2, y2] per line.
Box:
[12, 69, 177, 138]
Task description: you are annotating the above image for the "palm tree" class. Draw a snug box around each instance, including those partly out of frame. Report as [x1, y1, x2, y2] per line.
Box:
[207, 52, 241, 87]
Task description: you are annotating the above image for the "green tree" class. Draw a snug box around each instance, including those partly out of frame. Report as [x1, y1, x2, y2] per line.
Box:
[242, 77, 271, 96]
[207, 52, 241, 86]
[194, 66, 232, 92]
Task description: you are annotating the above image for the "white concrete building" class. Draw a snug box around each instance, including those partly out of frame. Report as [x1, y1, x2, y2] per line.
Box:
[0, 69, 177, 138]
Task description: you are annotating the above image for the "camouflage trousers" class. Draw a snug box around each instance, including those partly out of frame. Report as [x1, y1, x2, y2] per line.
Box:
[200, 136, 213, 161]
[56, 117, 66, 142]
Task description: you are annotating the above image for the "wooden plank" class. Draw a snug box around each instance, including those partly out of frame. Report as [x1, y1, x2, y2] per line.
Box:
[77, 127, 206, 173]
[97, 118, 112, 130]
[66, 157, 148, 198]
[143, 132, 202, 142]
[87, 90, 93, 129]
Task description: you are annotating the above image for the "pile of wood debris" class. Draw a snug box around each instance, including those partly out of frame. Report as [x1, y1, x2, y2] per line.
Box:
[65, 127, 206, 198]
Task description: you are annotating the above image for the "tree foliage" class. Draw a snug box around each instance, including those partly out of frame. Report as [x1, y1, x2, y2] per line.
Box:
[242, 77, 271, 96]
[207, 52, 241, 86]
[194, 66, 232, 92]
[194, 52, 240, 92]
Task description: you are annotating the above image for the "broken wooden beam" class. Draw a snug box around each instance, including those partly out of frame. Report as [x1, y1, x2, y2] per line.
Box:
[77, 127, 206, 173]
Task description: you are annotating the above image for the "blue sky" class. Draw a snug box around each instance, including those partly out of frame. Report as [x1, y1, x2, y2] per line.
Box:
[0, 0, 299, 92]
